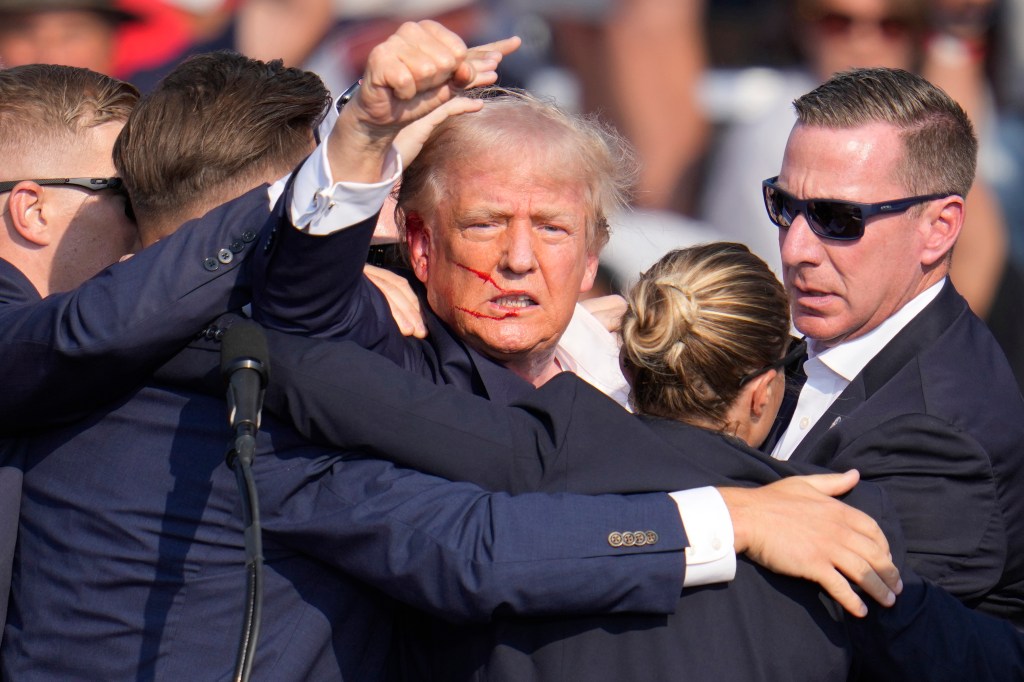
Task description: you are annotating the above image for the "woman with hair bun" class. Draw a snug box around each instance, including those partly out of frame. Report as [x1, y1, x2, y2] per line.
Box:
[622, 242, 803, 448]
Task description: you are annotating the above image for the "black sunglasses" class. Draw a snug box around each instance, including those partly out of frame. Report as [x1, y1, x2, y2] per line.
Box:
[0, 177, 134, 220]
[0, 176, 126, 194]
[739, 337, 807, 387]
[762, 176, 951, 241]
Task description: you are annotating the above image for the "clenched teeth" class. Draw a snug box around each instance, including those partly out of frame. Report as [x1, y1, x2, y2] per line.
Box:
[493, 295, 535, 308]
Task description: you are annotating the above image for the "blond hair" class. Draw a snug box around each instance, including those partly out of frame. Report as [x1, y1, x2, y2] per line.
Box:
[396, 86, 638, 255]
[621, 243, 791, 430]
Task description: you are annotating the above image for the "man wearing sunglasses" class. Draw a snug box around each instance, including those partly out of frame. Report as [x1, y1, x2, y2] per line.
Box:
[761, 66, 1024, 626]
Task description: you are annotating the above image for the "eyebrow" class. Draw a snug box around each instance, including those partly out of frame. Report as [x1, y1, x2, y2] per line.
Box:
[456, 207, 581, 227]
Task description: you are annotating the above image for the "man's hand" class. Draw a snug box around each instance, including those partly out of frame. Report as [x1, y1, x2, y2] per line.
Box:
[364, 264, 427, 338]
[328, 21, 520, 183]
[718, 470, 902, 618]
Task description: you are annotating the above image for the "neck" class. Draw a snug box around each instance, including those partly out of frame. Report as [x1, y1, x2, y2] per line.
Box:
[502, 349, 562, 388]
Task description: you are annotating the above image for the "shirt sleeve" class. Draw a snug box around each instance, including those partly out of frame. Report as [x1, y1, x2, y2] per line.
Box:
[670, 486, 737, 586]
[266, 92, 404, 237]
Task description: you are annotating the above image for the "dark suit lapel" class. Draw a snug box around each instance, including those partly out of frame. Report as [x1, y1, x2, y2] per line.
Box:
[788, 280, 965, 462]
[423, 308, 536, 404]
[788, 376, 866, 462]
[857, 281, 963, 397]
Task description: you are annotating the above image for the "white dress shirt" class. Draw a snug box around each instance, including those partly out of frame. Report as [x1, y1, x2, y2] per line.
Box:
[772, 279, 946, 461]
[262, 95, 737, 587]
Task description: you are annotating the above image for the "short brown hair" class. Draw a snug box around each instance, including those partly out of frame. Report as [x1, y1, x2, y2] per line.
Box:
[396, 86, 638, 255]
[621, 242, 791, 431]
[793, 67, 978, 198]
[113, 51, 330, 235]
[0, 64, 138, 171]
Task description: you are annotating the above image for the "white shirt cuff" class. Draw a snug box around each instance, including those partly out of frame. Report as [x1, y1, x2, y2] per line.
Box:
[268, 92, 404, 237]
[670, 486, 736, 587]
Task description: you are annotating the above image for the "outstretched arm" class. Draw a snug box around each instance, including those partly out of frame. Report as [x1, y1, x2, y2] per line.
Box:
[0, 187, 272, 431]
[253, 25, 519, 340]
[207, 320, 904, 616]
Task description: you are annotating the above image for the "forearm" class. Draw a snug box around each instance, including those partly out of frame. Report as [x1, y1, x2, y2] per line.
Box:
[259, 453, 689, 623]
[0, 187, 271, 431]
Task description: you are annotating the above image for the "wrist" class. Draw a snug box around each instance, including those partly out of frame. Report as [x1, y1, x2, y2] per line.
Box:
[716, 486, 751, 554]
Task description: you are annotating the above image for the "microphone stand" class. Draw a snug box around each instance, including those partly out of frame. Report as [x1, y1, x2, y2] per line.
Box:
[221, 322, 270, 682]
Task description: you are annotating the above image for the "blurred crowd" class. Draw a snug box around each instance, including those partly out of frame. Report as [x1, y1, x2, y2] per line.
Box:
[2, 0, 1021, 386]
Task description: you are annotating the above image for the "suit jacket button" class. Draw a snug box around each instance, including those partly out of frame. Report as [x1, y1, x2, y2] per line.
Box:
[217, 248, 233, 264]
[622, 532, 636, 547]
[203, 257, 219, 271]
[645, 531, 658, 545]
[608, 532, 623, 548]
[632, 530, 647, 546]
[230, 240, 245, 253]
[241, 230, 257, 243]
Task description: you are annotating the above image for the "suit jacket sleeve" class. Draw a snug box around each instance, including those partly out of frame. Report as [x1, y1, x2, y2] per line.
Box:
[0, 186, 273, 431]
[250, 196, 405, 349]
[834, 475, 1024, 681]
[818, 412, 1005, 604]
[849, 570, 1024, 681]
[254, 444, 689, 624]
[247, 327, 743, 495]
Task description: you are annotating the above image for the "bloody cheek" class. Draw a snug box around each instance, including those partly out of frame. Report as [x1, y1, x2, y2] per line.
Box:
[454, 262, 520, 320]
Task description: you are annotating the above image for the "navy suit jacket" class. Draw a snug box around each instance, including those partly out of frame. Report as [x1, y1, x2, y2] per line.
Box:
[169, 323, 1023, 681]
[0, 185, 273, 638]
[764, 281, 1024, 626]
[2, 329, 689, 680]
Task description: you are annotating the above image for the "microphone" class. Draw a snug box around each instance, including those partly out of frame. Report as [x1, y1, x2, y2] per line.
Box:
[221, 320, 271, 464]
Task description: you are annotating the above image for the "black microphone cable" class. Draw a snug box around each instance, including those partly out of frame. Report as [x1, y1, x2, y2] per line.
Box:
[221, 320, 271, 682]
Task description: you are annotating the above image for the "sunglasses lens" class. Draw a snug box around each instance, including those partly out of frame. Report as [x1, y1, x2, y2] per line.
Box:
[765, 186, 793, 228]
[807, 200, 863, 239]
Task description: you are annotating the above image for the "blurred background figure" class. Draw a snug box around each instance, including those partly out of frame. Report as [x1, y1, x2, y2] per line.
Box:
[3, 0, 1019, 384]
[0, 0, 138, 75]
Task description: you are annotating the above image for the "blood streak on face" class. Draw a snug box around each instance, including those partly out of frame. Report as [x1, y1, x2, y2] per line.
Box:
[406, 147, 599, 378]
[454, 263, 521, 319]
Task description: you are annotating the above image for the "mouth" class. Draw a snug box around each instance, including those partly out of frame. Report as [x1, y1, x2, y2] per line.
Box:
[490, 293, 537, 310]
[789, 282, 836, 309]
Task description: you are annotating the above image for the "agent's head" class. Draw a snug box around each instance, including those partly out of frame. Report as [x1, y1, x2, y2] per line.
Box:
[0, 63, 138, 296]
[398, 87, 637, 384]
[773, 67, 974, 346]
[113, 51, 331, 244]
[621, 243, 794, 447]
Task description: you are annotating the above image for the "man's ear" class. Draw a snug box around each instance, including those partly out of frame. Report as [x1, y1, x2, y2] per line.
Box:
[920, 195, 964, 267]
[405, 212, 430, 283]
[7, 182, 52, 247]
[578, 252, 600, 294]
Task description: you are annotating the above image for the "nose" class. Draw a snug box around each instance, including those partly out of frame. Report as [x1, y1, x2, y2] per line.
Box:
[779, 212, 823, 269]
[500, 222, 538, 275]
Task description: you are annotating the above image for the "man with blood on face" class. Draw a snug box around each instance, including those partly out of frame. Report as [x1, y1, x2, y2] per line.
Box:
[398, 89, 626, 387]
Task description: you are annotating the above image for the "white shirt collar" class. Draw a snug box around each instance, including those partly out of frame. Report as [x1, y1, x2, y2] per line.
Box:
[809, 278, 946, 381]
